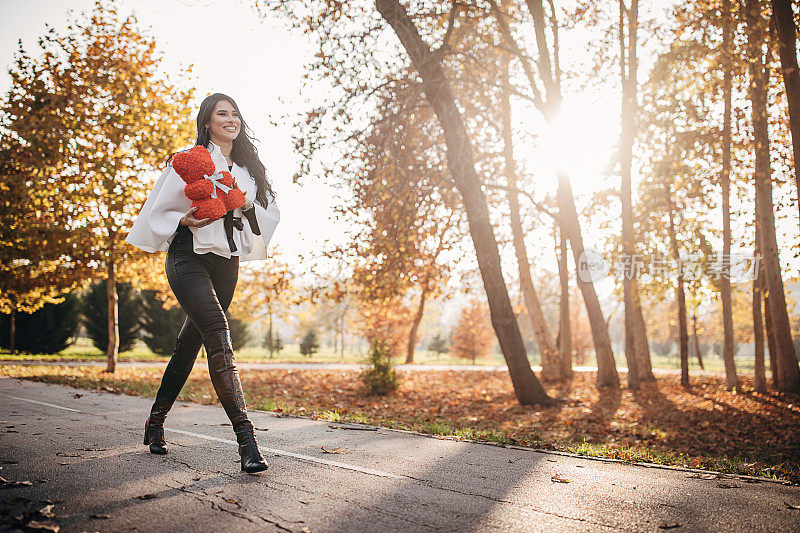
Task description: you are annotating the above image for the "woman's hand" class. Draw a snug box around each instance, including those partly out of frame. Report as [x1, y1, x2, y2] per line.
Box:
[242, 199, 253, 211]
[179, 207, 213, 228]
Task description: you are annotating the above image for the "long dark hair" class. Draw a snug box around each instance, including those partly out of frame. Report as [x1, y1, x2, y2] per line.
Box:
[194, 93, 275, 208]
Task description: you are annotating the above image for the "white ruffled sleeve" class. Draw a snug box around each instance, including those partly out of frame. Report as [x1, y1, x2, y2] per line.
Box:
[240, 197, 281, 262]
[125, 165, 191, 253]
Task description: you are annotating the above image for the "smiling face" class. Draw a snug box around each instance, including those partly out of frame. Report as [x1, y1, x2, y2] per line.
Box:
[205, 99, 241, 145]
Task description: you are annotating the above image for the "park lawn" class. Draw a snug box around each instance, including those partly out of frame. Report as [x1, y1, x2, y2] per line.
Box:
[2, 364, 797, 483]
[0, 338, 759, 372]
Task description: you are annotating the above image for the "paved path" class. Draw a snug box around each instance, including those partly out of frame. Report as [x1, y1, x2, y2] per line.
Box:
[0, 359, 724, 376]
[1, 377, 796, 532]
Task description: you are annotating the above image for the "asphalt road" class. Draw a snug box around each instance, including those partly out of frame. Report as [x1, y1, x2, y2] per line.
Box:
[1, 377, 798, 532]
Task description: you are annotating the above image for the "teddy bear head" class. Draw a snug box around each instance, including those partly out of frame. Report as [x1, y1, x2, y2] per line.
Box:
[172, 146, 215, 183]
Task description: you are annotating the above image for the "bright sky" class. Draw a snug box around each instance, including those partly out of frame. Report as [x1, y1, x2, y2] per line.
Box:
[0, 0, 336, 266]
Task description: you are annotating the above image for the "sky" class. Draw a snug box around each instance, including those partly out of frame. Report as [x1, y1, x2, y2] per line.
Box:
[0, 0, 337, 266]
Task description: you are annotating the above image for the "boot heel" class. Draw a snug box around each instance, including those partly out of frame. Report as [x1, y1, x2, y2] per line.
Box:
[239, 438, 269, 473]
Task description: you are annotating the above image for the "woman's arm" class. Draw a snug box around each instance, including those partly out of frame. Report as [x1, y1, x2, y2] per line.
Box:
[126, 165, 193, 252]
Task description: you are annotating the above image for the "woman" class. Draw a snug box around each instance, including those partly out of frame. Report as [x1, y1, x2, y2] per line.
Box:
[126, 93, 280, 473]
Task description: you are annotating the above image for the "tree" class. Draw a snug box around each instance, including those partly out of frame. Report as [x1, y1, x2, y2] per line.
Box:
[744, 0, 800, 393]
[427, 332, 449, 357]
[231, 256, 296, 358]
[488, 0, 619, 388]
[0, 293, 80, 354]
[82, 281, 141, 354]
[0, 116, 89, 354]
[299, 329, 320, 356]
[139, 290, 185, 356]
[4, 1, 194, 371]
[498, 54, 560, 381]
[227, 313, 253, 352]
[451, 299, 494, 365]
[273, 332, 285, 353]
[375, 0, 552, 404]
[770, 0, 800, 228]
[720, 0, 740, 391]
[617, 0, 651, 388]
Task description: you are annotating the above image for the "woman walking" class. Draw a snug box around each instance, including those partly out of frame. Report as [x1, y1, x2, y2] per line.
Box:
[126, 93, 280, 473]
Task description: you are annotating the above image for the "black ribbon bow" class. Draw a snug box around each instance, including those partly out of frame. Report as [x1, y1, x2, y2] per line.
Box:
[222, 207, 261, 253]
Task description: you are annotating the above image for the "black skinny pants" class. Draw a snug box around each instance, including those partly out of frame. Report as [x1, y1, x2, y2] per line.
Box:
[153, 225, 239, 407]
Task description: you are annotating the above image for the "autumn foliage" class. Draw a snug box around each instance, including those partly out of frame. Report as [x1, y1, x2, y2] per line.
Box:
[450, 299, 494, 364]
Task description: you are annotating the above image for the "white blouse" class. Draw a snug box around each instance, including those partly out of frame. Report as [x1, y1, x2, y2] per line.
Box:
[125, 141, 280, 261]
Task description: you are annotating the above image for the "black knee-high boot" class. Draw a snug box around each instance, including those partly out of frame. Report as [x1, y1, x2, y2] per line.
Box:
[144, 337, 200, 454]
[203, 330, 268, 473]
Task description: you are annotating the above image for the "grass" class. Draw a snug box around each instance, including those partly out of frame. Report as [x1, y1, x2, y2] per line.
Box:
[1, 363, 796, 484]
[1, 337, 762, 373]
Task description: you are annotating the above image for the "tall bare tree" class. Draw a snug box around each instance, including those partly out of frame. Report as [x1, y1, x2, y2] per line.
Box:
[499, 56, 560, 380]
[770, 0, 800, 229]
[744, 0, 800, 394]
[719, 0, 740, 391]
[488, 0, 619, 387]
[618, 0, 653, 388]
[376, 0, 552, 405]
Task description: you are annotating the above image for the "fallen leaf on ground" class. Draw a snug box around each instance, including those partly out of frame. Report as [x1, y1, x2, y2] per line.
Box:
[254, 427, 269, 431]
[137, 494, 156, 500]
[785, 502, 800, 510]
[72, 393, 82, 398]
[25, 520, 59, 532]
[550, 474, 571, 483]
[89, 513, 110, 519]
[716, 483, 739, 489]
[56, 452, 81, 457]
[658, 523, 680, 530]
[321, 446, 350, 454]
[0, 476, 34, 488]
[37, 504, 55, 518]
[686, 473, 719, 480]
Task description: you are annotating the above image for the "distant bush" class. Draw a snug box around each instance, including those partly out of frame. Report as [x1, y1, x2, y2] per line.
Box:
[139, 290, 185, 356]
[226, 312, 252, 351]
[0, 293, 80, 354]
[82, 281, 141, 353]
[427, 332, 449, 356]
[361, 339, 399, 395]
[299, 329, 319, 356]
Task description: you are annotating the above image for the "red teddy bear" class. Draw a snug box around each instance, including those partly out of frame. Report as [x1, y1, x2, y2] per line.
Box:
[171, 146, 246, 220]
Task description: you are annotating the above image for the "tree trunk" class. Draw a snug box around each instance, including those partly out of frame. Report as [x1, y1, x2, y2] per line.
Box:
[691, 312, 704, 370]
[268, 309, 274, 358]
[745, 0, 800, 393]
[499, 58, 559, 380]
[9, 308, 16, 355]
[771, 0, 800, 230]
[558, 175, 620, 388]
[376, 0, 552, 405]
[105, 258, 119, 373]
[618, 0, 646, 390]
[494, 0, 617, 387]
[753, 220, 768, 393]
[557, 226, 573, 379]
[720, 0, 740, 392]
[764, 281, 778, 388]
[405, 288, 427, 364]
[665, 180, 689, 388]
